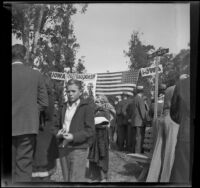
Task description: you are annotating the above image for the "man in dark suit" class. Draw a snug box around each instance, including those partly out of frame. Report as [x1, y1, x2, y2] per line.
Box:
[12, 44, 48, 182]
[129, 86, 146, 154]
[126, 93, 136, 153]
[116, 93, 131, 151]
[170, 74, 190, 183]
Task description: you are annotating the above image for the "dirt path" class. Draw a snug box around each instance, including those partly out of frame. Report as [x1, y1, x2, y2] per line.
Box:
[50, 147, 143, 182]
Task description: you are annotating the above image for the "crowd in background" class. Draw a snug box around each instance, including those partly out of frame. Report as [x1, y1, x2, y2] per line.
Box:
[12, 44, 191, 184]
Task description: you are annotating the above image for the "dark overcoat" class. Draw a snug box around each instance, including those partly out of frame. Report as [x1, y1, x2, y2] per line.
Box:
[12, 63, 48, 136]
[33, 77, 59, 172]
[52, 98, 95, 151]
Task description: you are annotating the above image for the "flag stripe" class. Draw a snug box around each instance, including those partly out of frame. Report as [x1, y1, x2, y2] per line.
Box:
[96, 88, 134, 92]
[97, 72, 122, 76]
[96, 82, 136, 86]
[97, 72, 122, 75]
[96, 91, 133, 96]
[97, 76, 122, 81]
[96, 80, 122, 84]
[96, 84, 136, 88]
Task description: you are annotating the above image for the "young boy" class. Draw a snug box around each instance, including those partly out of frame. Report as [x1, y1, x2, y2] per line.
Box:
[52, 79, 95, 182]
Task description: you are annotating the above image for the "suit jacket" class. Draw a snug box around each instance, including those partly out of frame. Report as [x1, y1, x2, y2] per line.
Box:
[130, 94, 146, 127]
[52, 98, 95, 149]
[12, 63, 48, 136]
[116, 99, 131, 125]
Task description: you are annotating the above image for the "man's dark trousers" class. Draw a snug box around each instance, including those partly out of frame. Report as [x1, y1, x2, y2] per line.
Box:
[133, 126, 145, 154]
[127, 124, 136, 153]
[117, 124, 128, 151]
[12, 134, 36, 182]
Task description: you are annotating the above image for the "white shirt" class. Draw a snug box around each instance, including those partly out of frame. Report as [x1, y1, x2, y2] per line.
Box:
[62, 99, 80, 133]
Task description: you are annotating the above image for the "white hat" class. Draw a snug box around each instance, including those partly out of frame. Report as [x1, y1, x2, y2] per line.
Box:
[137, 85, 144, 90]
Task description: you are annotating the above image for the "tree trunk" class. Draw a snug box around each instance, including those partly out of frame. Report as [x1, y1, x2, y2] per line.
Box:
[32, 5, 45, 56]
[23, 15, 30, 65]
[22, 6, 32, 66]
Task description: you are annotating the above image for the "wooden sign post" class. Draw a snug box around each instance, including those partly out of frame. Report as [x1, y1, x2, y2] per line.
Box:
[147, 48, 169, 121]
[147, 48, 169, 152]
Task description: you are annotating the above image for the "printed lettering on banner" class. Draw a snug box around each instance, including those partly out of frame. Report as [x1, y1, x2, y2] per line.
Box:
[51, 72, 66, 80]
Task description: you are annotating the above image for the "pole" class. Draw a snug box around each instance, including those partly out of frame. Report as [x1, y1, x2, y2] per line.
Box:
[154, 56, 159, 121]
[150, 56, 160, 154]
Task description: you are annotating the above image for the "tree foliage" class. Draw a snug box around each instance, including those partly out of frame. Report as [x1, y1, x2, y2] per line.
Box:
[124, 30, 190, 98]
[124, 31, 155, 69]
[12, 3, 88, 104]
[12, 3, 87, 74]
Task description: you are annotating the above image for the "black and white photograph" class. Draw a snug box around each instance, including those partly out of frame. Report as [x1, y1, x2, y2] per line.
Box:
[2, 1, 198, 187]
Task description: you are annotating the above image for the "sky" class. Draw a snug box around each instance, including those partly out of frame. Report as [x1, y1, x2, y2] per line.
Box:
[12, 3, 190, 74]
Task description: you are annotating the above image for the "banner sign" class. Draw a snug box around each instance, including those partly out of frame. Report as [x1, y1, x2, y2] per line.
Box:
[141, 64, 163, 77]
[65, 73, 96, 81]
[51, 72, 66, 81]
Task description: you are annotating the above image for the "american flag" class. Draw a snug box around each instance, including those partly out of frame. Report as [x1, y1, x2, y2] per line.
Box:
[95, 70, 140, 96]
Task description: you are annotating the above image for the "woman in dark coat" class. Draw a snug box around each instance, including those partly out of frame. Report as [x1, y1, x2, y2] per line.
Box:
[88, 95, 115, 182]
[32, 74, 59, 181]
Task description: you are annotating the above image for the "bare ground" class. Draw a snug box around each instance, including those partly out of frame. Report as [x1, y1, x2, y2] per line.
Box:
[50, 143, 143, 182]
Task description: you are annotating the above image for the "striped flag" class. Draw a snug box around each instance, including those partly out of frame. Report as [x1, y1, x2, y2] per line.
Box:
[95, 70, 140, 96]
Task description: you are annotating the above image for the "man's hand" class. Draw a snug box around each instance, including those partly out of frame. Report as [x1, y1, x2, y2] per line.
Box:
[56, 128, 66, 138]
[63, 133, 74, 142]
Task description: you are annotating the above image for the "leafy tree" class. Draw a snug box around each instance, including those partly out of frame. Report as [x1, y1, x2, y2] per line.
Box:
[12, 3, 87, 74]
[124, 31, 155, 69]
[124, 30, 190, 98]
[124, 31, 155, 98]
[12, 4, 46, 65]
[159, 48, 190, 87]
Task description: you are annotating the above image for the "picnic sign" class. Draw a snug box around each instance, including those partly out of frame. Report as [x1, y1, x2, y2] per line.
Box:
[140, 64, 163, 77]
[50, 71, 96, 81]
[50, 71, 97, 101]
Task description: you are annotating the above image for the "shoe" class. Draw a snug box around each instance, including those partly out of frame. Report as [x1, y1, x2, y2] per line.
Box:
[101, 178, 107, 182]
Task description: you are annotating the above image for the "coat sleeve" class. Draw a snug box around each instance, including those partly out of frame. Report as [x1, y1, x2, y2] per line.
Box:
[126, 102, 133, 119]
[122, 101, 128, 116]
[116, 102, 122, 115]
[170, 82, 180, 124]
[137, 97, 146, 121]
[44, 88, 54, 121]
[73, 104, 95, 144]
[37, 73, 49, 110]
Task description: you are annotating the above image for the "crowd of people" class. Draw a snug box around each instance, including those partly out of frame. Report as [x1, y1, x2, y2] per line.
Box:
[12, 44, 191, 184]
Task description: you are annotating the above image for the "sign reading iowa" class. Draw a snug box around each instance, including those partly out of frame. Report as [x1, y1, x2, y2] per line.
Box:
[51, 72, 66, 80]
[140, 64, 163, 77]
